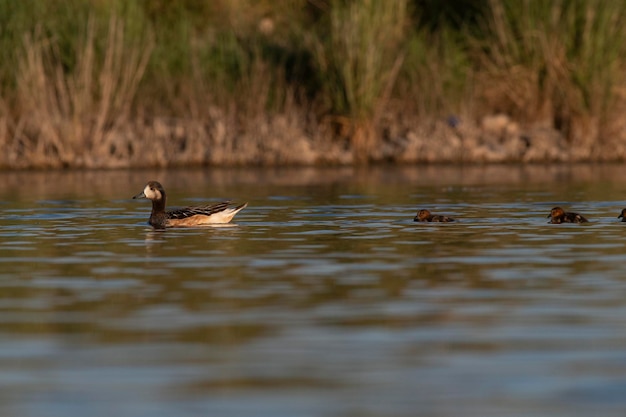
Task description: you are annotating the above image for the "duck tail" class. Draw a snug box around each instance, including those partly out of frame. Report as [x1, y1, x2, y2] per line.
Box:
[222, 202, 247, 222]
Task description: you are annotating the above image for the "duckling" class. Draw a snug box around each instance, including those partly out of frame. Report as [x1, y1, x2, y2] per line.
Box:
[133, 181, 247, 229]
[414, 209, 455, 223]
[547, 206, 588, 224]
[618, 209, 626, 222]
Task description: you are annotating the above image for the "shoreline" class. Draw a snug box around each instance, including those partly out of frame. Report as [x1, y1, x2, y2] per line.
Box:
[4, 112, 626, 169]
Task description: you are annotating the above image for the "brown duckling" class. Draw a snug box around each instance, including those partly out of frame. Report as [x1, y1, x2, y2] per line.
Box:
[547, 206, 588, 224]
[618, 209, 626, 222]
[414, 209, 455, 223]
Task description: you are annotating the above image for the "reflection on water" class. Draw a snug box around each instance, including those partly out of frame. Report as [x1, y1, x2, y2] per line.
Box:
[2, 165, 626, 417]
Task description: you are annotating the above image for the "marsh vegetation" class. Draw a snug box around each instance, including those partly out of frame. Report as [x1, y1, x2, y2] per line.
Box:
[2, 0, 626, 168]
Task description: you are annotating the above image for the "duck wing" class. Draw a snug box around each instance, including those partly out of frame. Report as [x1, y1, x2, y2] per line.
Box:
[432, 215, 455, 222]
[167, 201, 234, 220]
[565, 212, 588, 223]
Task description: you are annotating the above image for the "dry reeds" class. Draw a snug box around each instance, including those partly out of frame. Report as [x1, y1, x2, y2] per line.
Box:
[2, 1, 626, 168]
[313, 0, 409, 163]
[13, 14, 153, 168]
[475, 0, 626, 153]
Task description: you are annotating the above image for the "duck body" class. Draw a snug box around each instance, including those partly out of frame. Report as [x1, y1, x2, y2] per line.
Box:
[547, 206, 588, 224]
[414, 209, 455, 223]
[133, 181, 247, 229]
[618, 209, 626, 222]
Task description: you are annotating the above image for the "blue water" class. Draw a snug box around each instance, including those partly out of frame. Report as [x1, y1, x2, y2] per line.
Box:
[2, 165, 626, 416]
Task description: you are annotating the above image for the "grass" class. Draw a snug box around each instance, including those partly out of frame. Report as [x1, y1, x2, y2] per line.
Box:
[475, 0, 626, 147]
[310, 0, 408, 162]
[1, 0, 626, 167]
[14, 11, 153, 167]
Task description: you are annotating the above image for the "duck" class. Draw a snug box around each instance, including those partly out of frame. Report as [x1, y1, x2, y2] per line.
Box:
[133, 181, 247, 229]
[547, 206, 588, 224]
[618, 209, 626, 222]
[414, 209, 455, 223]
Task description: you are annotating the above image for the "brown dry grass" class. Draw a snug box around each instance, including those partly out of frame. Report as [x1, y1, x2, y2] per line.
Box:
[3, 2, 626, 168]
[11, 15, 153, 168]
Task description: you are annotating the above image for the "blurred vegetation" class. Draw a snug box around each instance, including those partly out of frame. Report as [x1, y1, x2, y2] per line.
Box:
[1, 0, 626, 166]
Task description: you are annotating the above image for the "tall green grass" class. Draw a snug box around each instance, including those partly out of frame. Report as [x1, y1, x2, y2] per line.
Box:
[476, 0, 626, 145]
[1, 0, 626, 167]
[310, 0, 409, 161]
[399, 27, 471, 118]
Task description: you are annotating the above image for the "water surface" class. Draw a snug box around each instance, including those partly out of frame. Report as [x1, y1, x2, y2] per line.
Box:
[2, 165, 626, 417]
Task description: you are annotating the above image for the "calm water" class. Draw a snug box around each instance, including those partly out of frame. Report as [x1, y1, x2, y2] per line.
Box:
[2, 165, 626, 417]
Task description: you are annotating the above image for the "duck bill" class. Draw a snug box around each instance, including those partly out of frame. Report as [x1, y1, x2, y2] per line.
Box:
[133, 191, 146, 199]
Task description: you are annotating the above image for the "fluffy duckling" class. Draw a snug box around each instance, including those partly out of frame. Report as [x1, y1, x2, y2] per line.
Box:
[618, 209, 626, 222]
[133, 181, 247, 229]
[414, 209, 455, 223]
[547, 206, 588, 224]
